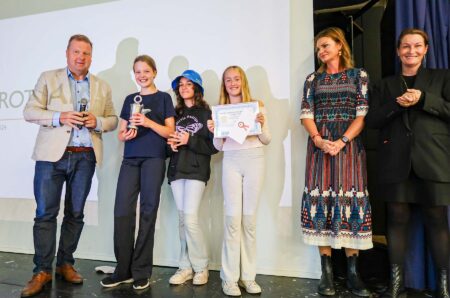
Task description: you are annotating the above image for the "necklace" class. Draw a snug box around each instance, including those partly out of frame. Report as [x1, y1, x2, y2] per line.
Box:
[400, 75, 416, 92]
[400, 75, 409, 91]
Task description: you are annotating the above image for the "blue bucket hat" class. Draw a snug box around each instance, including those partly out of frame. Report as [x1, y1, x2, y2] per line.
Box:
[171, 69, 204, 94]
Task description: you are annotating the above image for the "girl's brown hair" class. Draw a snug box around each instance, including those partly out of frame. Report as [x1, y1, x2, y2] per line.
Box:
[133, 55, 157, 73]
[174, 81, 209, 116]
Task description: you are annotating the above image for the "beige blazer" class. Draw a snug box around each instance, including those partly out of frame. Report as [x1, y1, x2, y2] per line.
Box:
[23, 68, 118, 165]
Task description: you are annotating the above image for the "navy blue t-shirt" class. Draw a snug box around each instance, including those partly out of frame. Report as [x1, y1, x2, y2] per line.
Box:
[120, 91, 175, 158]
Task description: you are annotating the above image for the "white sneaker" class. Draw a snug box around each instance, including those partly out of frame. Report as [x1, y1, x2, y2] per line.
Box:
[222, 281, 241, 296]
[193, 270, 209, 285]
[238, 280, 262, 294]
[169, 268, 193, 285]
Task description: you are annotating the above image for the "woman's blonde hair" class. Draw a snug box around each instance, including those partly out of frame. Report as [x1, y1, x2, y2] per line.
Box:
[314, 27, 354, 73]
[219, 66, 252, 105]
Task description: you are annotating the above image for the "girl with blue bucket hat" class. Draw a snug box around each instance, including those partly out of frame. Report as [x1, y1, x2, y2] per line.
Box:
[167, 69, 218, 286]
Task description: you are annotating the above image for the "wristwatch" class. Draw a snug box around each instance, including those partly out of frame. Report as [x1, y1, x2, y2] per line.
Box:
[341, 135, 349, 144]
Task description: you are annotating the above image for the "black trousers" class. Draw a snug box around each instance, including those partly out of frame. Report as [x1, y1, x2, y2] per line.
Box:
[113, 157, 166, 280]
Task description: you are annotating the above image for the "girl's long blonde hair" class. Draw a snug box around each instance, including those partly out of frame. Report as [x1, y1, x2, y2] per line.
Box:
[219, 66, 252, 105]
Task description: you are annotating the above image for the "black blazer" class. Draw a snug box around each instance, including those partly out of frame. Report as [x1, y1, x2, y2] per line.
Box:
[366, 67, 450, 184]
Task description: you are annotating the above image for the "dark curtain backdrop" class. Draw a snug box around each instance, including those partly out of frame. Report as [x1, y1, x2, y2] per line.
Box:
[395, 0, 450, 290]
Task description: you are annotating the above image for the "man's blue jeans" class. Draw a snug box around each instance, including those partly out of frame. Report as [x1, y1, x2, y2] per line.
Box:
[32, 150, 96, 273]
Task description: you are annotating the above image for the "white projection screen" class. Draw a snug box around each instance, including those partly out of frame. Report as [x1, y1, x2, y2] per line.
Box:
[0, 0, 319, 278]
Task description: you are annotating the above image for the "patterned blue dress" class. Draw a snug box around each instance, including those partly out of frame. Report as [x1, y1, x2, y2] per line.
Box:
[300, 68, 372, 249]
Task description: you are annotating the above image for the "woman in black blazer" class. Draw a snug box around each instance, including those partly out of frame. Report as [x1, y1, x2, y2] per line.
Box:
[366, 28, 449, 298]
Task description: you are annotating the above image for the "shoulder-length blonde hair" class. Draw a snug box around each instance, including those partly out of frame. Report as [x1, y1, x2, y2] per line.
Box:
[314, 27, 354, 73]
[219, 66, 252, 105]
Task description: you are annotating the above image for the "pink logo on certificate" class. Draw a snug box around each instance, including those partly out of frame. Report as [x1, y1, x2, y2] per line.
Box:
[238, 121, 249, 131]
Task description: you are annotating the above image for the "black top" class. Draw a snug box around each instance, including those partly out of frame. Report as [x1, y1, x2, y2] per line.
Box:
[167, 106, 218, 183]
[120, 91, 176, 159]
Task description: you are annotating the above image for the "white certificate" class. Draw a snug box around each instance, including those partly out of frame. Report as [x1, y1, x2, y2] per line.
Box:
[211, 102, 261, 138]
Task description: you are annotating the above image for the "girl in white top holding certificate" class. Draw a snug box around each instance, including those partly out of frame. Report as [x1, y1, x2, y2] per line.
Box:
[207, 65, 271, 296]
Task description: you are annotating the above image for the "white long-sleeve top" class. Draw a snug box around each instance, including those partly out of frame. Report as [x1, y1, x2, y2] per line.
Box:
[213, 106, 271, 151]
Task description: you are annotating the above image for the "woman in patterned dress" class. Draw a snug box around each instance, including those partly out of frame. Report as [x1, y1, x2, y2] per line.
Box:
[300, 27, 372, 297]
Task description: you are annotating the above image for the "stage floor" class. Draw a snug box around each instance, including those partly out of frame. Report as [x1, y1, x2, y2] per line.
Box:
[0, 251, 429, 297]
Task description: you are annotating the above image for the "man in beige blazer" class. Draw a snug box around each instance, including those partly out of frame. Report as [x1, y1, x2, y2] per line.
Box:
[21, 34, 118, 297]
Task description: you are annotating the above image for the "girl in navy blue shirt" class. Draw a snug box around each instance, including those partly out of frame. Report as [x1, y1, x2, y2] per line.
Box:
[101, 55, 175, 290]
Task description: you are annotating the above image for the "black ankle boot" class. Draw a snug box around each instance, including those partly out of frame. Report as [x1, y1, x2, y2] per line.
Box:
[318, 255, 335, 296]
[381, 264, 405, 298]
[346, 254, 371, 297]
[436, 269, 449, 298]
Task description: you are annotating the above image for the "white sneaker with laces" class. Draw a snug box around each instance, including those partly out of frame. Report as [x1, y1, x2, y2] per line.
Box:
[193, 270, 209, 285]
[238, 279, 262, 294]
[169, 268, 193, 285]
[222, 281, 241, 296]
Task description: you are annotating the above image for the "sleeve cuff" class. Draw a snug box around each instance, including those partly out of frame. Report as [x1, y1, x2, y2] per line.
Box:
[356, 105, 369, 117]
[52, 112, 61, 127]
[299, 110, 314, 120]
[94, 118, 103, 132]
[416, 92, 426, 109]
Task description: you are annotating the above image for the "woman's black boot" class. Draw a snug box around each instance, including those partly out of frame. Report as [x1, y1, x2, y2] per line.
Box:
[346, 254, 371, 297]
[381, 264, 405, 298]
[436, 269, 449, 298]
[318, 255, 335, 296]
